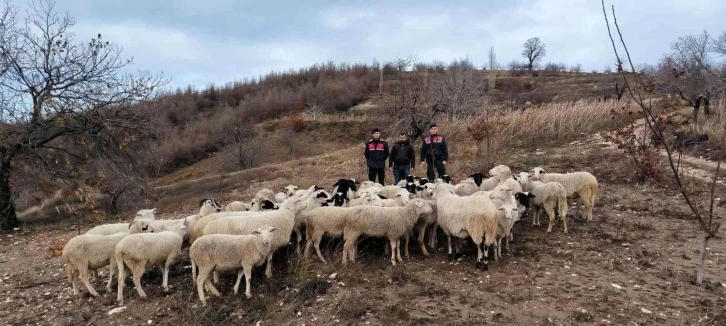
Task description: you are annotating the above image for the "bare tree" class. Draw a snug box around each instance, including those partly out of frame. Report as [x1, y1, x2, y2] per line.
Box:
[487, 46, 497, 70]
[0, 0, 164, 229]
[656, 30, 724, 128]
[430, 59, 484, 120]
[602, 0, 721, 285]
[714, 31, 726, 55]
[387, 56, 443, 142]
[521, 37, 546, 73]
[570, 63, 583, 73]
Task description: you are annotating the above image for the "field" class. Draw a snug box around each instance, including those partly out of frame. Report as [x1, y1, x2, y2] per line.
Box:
[2, 120, 725, 325]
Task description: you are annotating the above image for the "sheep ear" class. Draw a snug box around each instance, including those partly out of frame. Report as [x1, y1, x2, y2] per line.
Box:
[269, 227, 278, 232]
[513, 208, 520, 211]
[151, 208, 157, 213]
[489, 194, 495, 200]
[497, 207, 504, 210]
[332, 181, 340, 187]
[378, 195, 388, 200]
[251, 230, 261, 235]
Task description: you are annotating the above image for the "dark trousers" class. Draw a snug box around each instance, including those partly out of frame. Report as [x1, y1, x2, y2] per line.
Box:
[393, 165, 411, 184]
[426, 160, 446, 181]
[368, 167, 385, 184]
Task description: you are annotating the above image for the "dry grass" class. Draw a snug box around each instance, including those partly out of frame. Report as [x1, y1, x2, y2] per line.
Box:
[495, 100, 635, 148]
[698, 99, 726, 145]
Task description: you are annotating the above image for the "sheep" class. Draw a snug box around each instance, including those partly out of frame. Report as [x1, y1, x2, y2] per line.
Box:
[404, 198, 438, 258]
[115, 223, 187, 304]
[61, 221, 151, 297]
[303, 206, 355, 263]
[273, 192, 289, 203]
[341, 198, 433, 266]
[332, 179, 358, 199]
[134, 208, 157, 221]
[347, 192, 383, 207]
[379, 189, 412, 207]
[395, 174, 418, 187]
[225, 201, 252, 212]
[290, 190, 332, 256]
[284, 185, 299, 197]
[517, 172, 569, 233]
[324, 192, 349, 207]
[85, 208, 158, 235]
[191, 198, 280, 243]
[254, 188, 276, 201]
[378, 185, 406, 200]
[531, 167, 598, 221]
[252, 198, 278, 211]
[150, 199, 221, 238]
[433, 183, 499, 270]
[190, 225, 278, 305]
[201, 196, 306, 278]
[489, 165, 513, 180]
[453, 179, 479, 196]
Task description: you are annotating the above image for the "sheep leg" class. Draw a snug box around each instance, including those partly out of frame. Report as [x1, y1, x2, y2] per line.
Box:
[417, 223, 430, 257]
[162, 265, 170, 292]
[294, 228, 302, 257]
[446, 235, 454, 261]
[191, 259, 197, 285]
[303, 236, 313, 260]
[66, 265, 79, 295]
[196, 268, 211, 306]
[131, 263, 147, 298]
[342, 233, 360, 266]
[213, 271, 219, 284]
[396, 239, 404, 263]
[233, 268, 243, 295]
[403, 233, 410, 259]
[264, 253, 274, 278]
[106, 261, 116, 292]
[560, 199, 569, 234]
[313, 237, 328, 264]
[116, 258, 125, 303]
[243, 265, 253, 298]
[390, 239, 397, 266]
[545, 205, 556, 233]
[205, 279, 221, 297]
[474, 239, 487, 271]
[77, 266, 99, 297]
[494, 238, 501, 261]
[428, 223, 438, 249]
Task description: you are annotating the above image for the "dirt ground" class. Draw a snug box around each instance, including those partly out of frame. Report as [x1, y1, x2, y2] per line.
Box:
[2, 141, 726, 326]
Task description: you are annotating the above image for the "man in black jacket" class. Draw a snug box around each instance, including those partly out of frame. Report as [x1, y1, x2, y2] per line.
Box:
[420, 124, 448, 181]
[364, 128, 389, 184]
[389, 133, 416, 184]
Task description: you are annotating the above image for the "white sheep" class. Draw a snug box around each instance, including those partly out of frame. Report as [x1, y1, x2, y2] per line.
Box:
[453, 179, 479, 196]
[61, 221, 151, 297]
[201, 196, 306, 278]
[303, 206, 353, 263]
[517, 172, 569, 233]
[115, 223, 187, 304]
[224, 200, 252, 212]
[151, 199, 221, 238]
[284, 185, 299, 197]
[433, 183, 500, 270]
[347, 192, 383, 207]
[377, 185, 405, 200]
[291, 189, 331, 256]
[190, 225, 278, 305]
[85, 208, 157, 235]
[531, 167, 598, 221]
[254, 188, 276, 201]
[341, 198, 433, 266]
[273, 192, 289, 203]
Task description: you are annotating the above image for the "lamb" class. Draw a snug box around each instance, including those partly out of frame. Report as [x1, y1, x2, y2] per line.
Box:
[433, 183, 499, 270]
[303, 206, 356, 263]
[254, 188, 276, 201]
[115, 223, 187, 304]
[379, 189, 412, 207]
[341, 198, 433, 265]
[378, 185, 406, 200]
[85, 208, 158, 235]
[190, 225, 278, 305]
[347, 192, 383, 207]
[284, 185, 299, 197]
[61, 221, 151, 297]
[201, 196, 306, 278]
[531, 167, 598, 221]
[517, 172, 569, 233]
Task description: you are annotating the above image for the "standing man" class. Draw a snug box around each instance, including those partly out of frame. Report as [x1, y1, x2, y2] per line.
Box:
[420, 123, 448, 181]
[389, 133, 416, 184]
[364, 127, 389, 184]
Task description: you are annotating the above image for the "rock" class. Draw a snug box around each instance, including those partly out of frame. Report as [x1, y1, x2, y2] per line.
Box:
[641, 308, 652, 314]
[147, 320, 153, 325]
[611, 283, 623, 290]
[108, 307, 127, 316]
[329, 273, 337, 280]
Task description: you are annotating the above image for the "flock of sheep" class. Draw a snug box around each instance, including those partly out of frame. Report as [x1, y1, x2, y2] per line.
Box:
[60, 165, 598, 306]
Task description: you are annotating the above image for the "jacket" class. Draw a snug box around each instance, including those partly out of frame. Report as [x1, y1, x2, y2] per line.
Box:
[420, 134, 448, 162]
[364, 138, 389, 169]
[389, 141, 416, 168]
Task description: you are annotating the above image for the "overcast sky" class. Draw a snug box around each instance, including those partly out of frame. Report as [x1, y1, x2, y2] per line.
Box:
[37, 0, 726, 90]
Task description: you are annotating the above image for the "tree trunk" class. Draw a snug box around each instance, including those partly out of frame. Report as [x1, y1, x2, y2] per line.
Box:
[696, 234, 711, 284]
[0, 160, 18, 230]
[692, 103, 700, 131]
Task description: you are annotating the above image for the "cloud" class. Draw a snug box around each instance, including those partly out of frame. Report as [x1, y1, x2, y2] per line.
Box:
[53, 0, 726, 90]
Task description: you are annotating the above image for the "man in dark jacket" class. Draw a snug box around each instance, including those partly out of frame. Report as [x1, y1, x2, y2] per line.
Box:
[420, 124, 448, 181]
[389, 133, 416, 184]
[364, 128, 389, 184]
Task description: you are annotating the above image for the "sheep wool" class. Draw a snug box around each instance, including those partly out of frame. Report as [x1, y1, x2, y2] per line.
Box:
[531, 167, 598, 222]
[518, 172, 569, 233]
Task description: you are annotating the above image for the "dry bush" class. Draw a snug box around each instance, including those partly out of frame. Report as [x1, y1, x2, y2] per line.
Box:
[697, 99, 726, 147]
[495, 100, 636, 148]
